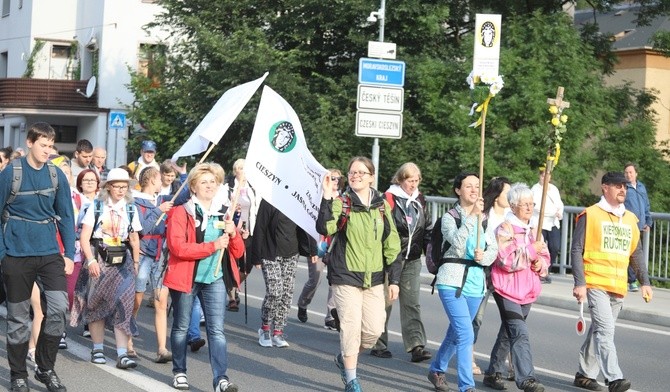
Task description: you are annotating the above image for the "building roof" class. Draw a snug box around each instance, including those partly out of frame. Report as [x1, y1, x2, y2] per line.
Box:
[574, 5, 670, 51]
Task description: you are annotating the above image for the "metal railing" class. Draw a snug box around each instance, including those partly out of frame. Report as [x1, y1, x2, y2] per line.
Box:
[425, 196, 669, 282]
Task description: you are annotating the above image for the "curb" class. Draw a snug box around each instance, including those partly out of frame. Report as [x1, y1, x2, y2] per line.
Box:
[420, 273, 670, 328]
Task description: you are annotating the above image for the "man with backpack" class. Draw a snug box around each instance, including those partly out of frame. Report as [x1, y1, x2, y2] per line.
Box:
[0, 122, 75, 392]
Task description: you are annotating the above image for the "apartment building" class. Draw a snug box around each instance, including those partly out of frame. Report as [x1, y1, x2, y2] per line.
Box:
[0, 0, 165, 167]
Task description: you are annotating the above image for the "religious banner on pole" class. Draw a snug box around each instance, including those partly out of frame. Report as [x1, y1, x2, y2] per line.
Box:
[244, 86, 327, 240]
[470, 14, 503, 247]
[473, 14, 502, 77]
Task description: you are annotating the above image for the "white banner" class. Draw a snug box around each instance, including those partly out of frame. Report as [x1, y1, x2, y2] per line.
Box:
[172, 72, 269, 160]
[473, 14, 502, 77]
[244, 86, 327, 240]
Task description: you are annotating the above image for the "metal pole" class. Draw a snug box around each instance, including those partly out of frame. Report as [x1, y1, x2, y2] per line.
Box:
[371, 0, 385, 189]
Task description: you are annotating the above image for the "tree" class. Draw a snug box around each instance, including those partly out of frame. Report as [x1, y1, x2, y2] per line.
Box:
[127, 1, 670, 210]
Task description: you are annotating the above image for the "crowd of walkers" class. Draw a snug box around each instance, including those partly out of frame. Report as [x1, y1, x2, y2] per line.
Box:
[0, 122, 654, 392]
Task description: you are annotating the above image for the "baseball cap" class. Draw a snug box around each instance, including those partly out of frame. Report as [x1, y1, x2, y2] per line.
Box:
[141, 140, 157, 152]
[601, 171, 627, 185]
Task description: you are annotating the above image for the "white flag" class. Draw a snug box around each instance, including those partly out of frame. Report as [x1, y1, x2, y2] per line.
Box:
[172, 72, 269, 161]
[244, 86, 327, 240]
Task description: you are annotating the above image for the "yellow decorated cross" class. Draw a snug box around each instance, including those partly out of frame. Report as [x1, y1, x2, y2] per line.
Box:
[536, 86, 570, 241]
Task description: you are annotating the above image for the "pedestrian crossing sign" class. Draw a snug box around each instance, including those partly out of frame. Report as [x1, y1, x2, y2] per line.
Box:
[109, 111, 126, 130]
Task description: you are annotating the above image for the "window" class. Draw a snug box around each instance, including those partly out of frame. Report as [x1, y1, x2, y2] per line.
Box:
[52, 125, 77, 143]
[51, 45, 71, 59]
[138, 43, 165, 87]
[0, 52, 7, 78]
[2, 0, 10, 17]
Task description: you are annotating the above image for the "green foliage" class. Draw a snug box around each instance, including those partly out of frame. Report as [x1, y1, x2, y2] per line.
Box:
[22, 39, 45, 78]
[128, 1, 670, 210]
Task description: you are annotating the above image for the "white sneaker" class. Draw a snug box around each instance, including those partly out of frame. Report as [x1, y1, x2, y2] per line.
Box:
[272, 333, 289, 348]
[258, 328, 272, 347]
[217, 378, 239, 392]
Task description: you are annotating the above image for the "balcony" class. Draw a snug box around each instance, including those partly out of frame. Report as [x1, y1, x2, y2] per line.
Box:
[0, 78, 99, 111]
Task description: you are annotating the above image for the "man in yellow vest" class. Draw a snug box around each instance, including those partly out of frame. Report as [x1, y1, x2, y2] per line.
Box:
[570, 172, 653, 392]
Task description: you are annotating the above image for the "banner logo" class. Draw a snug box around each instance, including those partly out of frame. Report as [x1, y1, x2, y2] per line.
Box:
[269, 121, 297, 153]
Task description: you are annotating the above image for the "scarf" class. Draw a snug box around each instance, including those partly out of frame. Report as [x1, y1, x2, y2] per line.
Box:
[386, 184, 419, 209]
[596, 196, 626, 219]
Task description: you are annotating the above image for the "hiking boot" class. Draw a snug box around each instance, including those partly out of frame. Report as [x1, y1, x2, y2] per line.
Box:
[334, 353, 346, 385]
[34, 369, 66, 392]
[627, 282, 639, 292]
[217, 378, 239, 392]
[324, 320, 338, 331]
[483, 372, 507, 390]
[370, 349, 392, 358]
[272, 331, 289, 348]
[520, 379, 545, 392]
[410, 346, 432, 362]
[427, 370, 449, 392]
[574, 372, 603, 391]
[10, 378, 29, 392]
[344, 378, 362, 392]
[608, 379, 631, 392]
[116, 354, 137, 370]
[189, 338, 206, 352]
[258, 328, 272, 347]
[298, 307, 308, 323]
[330, 308, 341, 331]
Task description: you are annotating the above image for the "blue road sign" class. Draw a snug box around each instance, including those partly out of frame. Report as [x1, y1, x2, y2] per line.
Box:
[109, 111, 126, 130]
[358, 58, 405, 87]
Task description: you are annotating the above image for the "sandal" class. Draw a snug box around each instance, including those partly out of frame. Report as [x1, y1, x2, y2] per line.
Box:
[155, 350, 173, 364]
[227, 299, 239, 312]
[472, 361, 482, 375]
[91, 349, 106, 364]
[173, 373, 189, 390]
[126, 349, 138, 358]
[116, 354, 137, 370]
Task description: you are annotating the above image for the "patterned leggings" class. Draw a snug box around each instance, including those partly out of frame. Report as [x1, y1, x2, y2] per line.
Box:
[260, 254, 298, 331]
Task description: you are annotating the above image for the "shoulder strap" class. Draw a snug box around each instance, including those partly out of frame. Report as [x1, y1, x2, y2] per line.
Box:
[46, 161, 59, 192]
[384, 192, 395, 210]
[126, 203, 136, 233]
[93, 199, 103, 233]
[336, 194, 351, 231]
[7, 159, 23, 205]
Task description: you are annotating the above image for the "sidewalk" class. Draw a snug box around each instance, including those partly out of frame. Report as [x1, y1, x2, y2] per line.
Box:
[421, 272, 670, 328]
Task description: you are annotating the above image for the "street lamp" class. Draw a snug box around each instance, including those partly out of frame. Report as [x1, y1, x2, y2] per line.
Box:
[368, 0, 385, 188]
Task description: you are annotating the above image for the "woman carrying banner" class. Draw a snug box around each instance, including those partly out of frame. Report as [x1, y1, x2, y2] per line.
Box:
[316, 156, 401, 392]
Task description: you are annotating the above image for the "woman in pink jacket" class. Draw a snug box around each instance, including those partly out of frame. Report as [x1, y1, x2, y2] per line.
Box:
[485, 183, 550, 392]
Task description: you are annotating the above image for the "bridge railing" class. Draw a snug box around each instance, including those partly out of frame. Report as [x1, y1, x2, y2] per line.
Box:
[425, 196, 669, 282]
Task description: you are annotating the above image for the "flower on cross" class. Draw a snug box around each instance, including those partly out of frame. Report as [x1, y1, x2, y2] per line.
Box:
[546, 103, 568, 166]
[467, 70, 504, 128]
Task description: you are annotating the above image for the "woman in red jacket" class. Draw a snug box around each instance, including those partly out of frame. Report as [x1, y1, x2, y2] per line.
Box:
[163, 163, 245, 392]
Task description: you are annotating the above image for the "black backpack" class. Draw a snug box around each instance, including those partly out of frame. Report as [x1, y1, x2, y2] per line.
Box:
[425, 208, 488, 295]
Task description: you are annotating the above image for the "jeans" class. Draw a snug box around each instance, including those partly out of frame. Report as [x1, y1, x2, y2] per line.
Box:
[135, 254, 162, 293]
[578, 289, 624, 382]
[491, 292, 537, 388]
[170, 279, 230, 389]
[429, 288, 482, 392]
[187, 296, 203, 343]
[374, 258, 427, 352]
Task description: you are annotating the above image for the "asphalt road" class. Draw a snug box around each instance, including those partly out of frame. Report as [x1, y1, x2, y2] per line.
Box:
[1, 263, 667, 392]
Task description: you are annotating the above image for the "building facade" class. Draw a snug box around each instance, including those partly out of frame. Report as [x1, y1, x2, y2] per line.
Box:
[0, 0, 165, 167]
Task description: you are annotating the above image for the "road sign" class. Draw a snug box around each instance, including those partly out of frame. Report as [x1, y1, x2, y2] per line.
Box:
[358, 58, 405, 87]
[109, 111, 126, 130]
[368, 41, 397, 59]
[357, 85, 403, 112]
[355, 110, 402, 139]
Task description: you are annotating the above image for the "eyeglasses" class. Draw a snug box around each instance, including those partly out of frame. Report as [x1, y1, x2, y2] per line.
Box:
[516, 202, 535, 209]
[330, 176, 341, 182]
[110, 184, 128, 191]
[348, 171, 371, 177]
[81, 179, 97, 183]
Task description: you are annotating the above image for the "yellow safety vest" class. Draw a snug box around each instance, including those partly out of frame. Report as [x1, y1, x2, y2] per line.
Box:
[580, 205, 640, 296]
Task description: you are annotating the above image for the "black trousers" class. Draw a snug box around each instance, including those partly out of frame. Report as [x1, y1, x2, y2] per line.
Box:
[2, 254, 67, 380]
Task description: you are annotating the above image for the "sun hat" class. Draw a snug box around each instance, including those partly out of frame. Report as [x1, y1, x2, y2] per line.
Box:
[101, 167, 134, 188]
